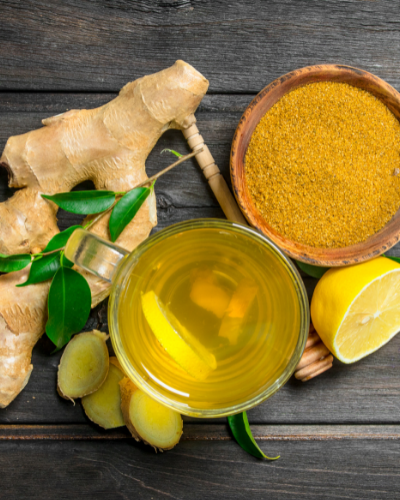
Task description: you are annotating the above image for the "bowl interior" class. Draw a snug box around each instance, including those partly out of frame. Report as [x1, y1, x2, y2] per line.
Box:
[231, 65, 400, 266]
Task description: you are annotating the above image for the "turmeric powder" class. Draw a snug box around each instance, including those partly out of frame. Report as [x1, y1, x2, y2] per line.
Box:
[245, 82, 400, 248]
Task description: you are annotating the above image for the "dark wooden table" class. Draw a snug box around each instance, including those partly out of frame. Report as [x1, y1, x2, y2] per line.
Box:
[1, 1, 400, 498]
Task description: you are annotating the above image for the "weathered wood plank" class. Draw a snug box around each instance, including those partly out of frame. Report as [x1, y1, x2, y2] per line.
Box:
[0, 93, 400, 425]
[1, 326, 399, 425]
[1, 423, 400, 441]
[1, 0, 400, 93]
[0, 434, 398, 499]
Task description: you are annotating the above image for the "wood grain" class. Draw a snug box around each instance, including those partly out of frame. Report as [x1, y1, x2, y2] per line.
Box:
[1, 423, 400, 440]
[1, 92, 400, 426]
[2, 0, 400, 93]
[1, 6, 400, 496]
[0, 432, 398, 499]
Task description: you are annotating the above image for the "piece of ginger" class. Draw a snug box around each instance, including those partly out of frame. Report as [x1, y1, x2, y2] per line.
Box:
[0, 61, 208, 408]
[219, 278, 258, 345]
[81, 357, 125, 429]
[190, 268, 231, 319]
[120, 377, 183, 452]
[57, 330, 109, 401]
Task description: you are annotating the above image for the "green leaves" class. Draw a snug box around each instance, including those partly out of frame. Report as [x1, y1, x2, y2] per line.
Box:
[18, 253, 62, 287]
[296, 260, 329, 279]
[46, 267, 92, 351]
[18, 227, 79, 287]
[43, 225, 81, 252]
[109, 186, 152, 242]
[0, 253, 31, 273]
[42, 191, 115, 214]
[227, 412, 280, 460]
[161, 148, 183, 158]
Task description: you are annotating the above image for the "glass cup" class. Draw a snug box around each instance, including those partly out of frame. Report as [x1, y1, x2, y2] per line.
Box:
[65, 219, 309, 417]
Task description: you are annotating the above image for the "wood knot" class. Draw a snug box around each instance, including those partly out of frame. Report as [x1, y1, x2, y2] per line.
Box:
[294, 323, 333, 381]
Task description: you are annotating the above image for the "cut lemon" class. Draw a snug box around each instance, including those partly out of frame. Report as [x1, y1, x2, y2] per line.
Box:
[141, 291, 217, 380]
[311, 257, 400, 363]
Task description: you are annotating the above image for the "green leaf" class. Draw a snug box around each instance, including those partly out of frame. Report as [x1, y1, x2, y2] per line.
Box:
[109, 187, 151, 242]
[384, 254, 400, 264]
[0, 253, 31, 273]
[227, 412, 280, 460]
[296, 260, 329, 279]
[45, 267, 92, 351]
[60, 250, 74, 269]
[43, 225, 82, 253]
[42, 191, 115, 214]
[161, 148, 183, 158]
[17, 251, 62, 287]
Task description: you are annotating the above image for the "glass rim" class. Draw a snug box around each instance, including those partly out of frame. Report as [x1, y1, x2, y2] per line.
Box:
[109, 218, 310, 418]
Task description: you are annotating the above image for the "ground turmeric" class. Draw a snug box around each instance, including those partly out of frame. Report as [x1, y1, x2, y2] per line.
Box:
[245, 82, 400, 248]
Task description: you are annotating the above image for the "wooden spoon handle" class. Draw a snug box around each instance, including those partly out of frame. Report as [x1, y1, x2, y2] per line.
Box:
[182, 123, 247, 224]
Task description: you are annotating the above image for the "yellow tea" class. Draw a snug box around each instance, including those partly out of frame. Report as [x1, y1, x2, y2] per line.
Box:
[118, 225, 301, 412]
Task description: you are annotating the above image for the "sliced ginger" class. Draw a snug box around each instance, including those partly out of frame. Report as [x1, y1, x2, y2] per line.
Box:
[219, 278, 258, 345]
[81, 357, 125, 429]
[141, 290, 216, 381]
[57, 330, 109, 401]
[190, 268, 231, 318]
[120, 377, 183, 451]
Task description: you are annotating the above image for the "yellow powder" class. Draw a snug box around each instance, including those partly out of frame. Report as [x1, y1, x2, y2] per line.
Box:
[245, 82, 400, 248]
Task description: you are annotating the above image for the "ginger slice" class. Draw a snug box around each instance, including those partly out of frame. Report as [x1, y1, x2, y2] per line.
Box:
[190, 268, 231, 319]
[57, 330, 109, 401]
[219, 278, 258, 345]
[141, 290, 216, 381]
[81, 357, 125, 429]
[120, 377, 183, 452]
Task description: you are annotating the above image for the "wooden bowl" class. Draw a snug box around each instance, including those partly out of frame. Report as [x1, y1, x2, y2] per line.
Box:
[230, 64, 400, 267]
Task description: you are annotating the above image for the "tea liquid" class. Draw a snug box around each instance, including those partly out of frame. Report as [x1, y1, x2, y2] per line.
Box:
[118, 225, 301, 412]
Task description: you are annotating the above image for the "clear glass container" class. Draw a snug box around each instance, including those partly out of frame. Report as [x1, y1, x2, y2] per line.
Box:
[65, 219, 309, 418]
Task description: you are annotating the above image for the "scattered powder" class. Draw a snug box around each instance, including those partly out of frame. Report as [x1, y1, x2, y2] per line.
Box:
[245, 82, 400, 248]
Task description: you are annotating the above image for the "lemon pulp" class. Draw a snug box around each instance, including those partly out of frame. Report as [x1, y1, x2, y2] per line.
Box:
[141, 291, 216, 381]
[311, 257, 400, 363]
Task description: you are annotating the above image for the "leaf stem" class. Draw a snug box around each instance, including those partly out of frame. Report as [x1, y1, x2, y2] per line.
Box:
[137, 148, 202, 189]
[84, 148, 202, 231]
[37, 247, 65, 258]
[35, 150, 204, 255]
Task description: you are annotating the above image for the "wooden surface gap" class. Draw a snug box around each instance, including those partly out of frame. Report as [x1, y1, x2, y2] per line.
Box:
[1, 424, 400, 441]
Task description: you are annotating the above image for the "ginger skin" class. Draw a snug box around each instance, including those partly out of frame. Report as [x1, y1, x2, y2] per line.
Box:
[120, 377, 183, 452]
[82, 357, 125, 429]
[57, 331, 109, 401]
[0, 60, 209, 408]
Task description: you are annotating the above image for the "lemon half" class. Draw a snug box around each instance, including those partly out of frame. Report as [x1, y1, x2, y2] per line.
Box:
[141, 291, 216, 380]
[311, 257, 400, 363]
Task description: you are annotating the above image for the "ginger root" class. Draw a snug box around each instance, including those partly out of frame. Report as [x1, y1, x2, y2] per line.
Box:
[57, 330, 109, 401]
[190, 268, 231, 319]
[120, 377, 183, 452]
[219, 278, 258, 345]
[82, 357, 125, 429]
[0, 61, 208, 407]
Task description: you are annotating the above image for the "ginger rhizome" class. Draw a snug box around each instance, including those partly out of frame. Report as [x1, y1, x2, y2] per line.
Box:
[120, 377, 183, 451]
[57, 330, 109, 401]
[0, 61, 208, 407]
[82, 357, 125, 429]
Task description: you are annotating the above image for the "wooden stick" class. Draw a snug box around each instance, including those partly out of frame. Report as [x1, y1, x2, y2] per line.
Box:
[294, 324, 334, 382]
[182, 122, 247, 224]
